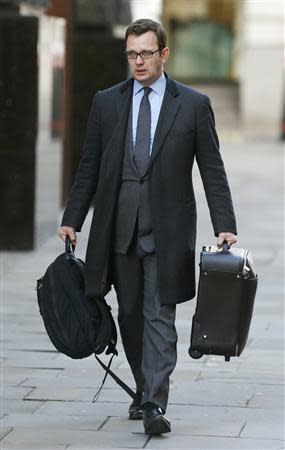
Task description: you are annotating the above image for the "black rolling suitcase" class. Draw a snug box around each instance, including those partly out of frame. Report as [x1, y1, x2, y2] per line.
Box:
[189, 243, 258, 362]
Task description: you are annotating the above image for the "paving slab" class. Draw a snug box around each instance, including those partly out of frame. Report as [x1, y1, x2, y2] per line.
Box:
[103, 415, 243, 437]
[1, 413, 103, 431]
[25, 386, 130, 403]
[33, 400, 129, 418]
[170, 381, 284, 408]
[241, 421, 284, 441]
[1, 399, 45, 415]
[19, 369, 145, 390]
[1, 387, 34, 401]
[2, 350, 59, 362]
[247, 389, 284, 409]
[1, 428, 148, 450]
[168, 380, 256, 407]
[1, 371, 31, 388]
[166, 404, 284, 440]
[145, 435, 285, 450]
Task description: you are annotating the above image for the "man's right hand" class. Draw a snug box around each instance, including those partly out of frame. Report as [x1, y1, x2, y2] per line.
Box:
[58, 226, 77, 247]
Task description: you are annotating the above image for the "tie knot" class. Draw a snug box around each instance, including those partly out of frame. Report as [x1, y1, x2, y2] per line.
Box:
[143, 87, 152, 97]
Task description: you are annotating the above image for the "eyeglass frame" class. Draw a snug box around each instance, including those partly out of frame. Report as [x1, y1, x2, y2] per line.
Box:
[124, 49, 161, 60]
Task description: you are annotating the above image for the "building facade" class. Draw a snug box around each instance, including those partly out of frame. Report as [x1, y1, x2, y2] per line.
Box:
[161, 0, 283, 138]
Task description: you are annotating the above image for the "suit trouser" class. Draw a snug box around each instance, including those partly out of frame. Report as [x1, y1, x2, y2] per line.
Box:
[112, 238, 177, 412]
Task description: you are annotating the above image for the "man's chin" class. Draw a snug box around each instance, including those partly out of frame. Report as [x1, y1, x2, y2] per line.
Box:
[133, 72, 153, 85]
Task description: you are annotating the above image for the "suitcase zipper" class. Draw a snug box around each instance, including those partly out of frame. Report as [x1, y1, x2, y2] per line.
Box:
[242, 250, 250, 279]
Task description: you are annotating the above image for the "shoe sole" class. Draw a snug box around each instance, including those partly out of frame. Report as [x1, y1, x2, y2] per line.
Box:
[144, 415, 171, 435]
[129, 411, 143, 420]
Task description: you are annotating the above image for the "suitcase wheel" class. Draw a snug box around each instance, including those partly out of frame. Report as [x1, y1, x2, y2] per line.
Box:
[225, 356, 231, 362]
[188, 348, 203, 359]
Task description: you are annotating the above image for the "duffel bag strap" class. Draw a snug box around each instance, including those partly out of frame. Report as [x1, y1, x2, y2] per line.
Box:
[92, 354, 136, 402]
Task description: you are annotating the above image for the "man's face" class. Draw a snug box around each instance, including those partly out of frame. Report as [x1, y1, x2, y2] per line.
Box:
[126, 31, 169, 86]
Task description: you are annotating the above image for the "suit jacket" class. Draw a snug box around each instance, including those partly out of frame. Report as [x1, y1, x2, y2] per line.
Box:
[112, 105, 155, 253]
[61, 74, 237, 304]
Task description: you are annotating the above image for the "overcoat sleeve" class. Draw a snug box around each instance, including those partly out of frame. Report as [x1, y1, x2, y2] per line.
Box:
[195, 95, 237, 237]
[61, 92, 102, 231]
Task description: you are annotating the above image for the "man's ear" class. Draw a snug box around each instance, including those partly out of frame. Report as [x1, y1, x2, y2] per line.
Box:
[161, 47, 169, 64]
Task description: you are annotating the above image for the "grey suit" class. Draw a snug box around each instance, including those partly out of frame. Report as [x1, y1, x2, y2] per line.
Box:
[113, 238, 177, 412]
[112, 100, 176, 410]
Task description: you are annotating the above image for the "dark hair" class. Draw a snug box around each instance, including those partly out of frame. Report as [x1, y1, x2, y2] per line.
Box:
[125, 19, 167, 51]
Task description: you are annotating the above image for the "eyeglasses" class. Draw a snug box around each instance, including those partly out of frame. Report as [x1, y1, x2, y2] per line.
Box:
[124, 49, 160, 60]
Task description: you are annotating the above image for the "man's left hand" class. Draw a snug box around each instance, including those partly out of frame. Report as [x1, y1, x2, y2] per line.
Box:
[217, 232, 237, 249]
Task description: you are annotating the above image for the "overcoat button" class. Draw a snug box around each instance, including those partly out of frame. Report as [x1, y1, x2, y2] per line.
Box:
[139, 179, 144, 184]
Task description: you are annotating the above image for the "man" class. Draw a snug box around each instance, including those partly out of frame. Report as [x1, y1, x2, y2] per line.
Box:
[58, 19, 237, 435]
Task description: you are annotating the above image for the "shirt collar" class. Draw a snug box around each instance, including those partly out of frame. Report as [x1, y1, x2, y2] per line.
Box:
[133, 72, 166, 96]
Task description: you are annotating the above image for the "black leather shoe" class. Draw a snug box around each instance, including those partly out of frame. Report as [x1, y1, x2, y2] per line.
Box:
[128, 392, 143, 420]
[143, 402, 171, 435]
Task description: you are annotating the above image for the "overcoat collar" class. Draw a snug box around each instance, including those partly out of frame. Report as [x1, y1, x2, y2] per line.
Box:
[116, 73, 181, 168]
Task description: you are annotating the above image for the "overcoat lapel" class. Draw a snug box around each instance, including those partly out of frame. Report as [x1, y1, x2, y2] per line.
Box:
[103, 78, 133, 165]
[149, 76, 181, 168]
[116, 77, 133, 118]
[101, 78, 133, 172]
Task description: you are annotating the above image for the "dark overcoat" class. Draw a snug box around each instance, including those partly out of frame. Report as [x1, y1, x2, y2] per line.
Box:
[61, 75, 237, 304]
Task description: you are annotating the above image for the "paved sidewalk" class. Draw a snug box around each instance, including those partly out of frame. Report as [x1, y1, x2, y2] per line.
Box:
[1, 139, 284, 450]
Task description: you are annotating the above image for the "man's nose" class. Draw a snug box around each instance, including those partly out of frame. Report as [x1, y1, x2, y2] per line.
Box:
[135, 54, 144, 64]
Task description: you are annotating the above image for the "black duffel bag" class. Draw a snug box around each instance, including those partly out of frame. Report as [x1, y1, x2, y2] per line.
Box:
[36, 237, 135, 401]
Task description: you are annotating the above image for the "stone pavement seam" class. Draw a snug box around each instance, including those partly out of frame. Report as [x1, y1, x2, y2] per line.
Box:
[0, 427, 14, 441]
[97, 416, 111, 431]
[237, 422, 247, 438]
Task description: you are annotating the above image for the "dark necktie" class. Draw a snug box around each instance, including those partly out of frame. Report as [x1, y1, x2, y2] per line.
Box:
[134, 86, 152, 176]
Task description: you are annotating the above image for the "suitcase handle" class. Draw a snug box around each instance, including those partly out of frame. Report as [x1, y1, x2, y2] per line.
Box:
[221, 241, 230, 254]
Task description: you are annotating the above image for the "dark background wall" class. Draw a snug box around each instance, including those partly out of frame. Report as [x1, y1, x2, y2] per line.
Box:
[0, 0, 131, 250]
[0, 5, 38, 250]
